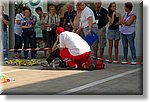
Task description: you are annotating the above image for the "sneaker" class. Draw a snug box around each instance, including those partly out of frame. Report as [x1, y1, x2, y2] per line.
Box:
[108, 60, 113, 63]
[97, 58, 104, 61]
[121, 59, 127, 64]
[92, 57, 97, 60]
[87, 61, 96, 71]
[113, 60, 119, 63]
[84, 60, 96, 71]
[41, 63, 51, 67]
[105, 59, 109, 62]
[14, 55, 18, 59]
[4, 58, 8, 61]
[58, 62, 68, 68]
[131, 60, 136, 65]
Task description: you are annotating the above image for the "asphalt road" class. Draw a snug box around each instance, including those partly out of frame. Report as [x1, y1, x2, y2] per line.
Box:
[1, 62, 143, 95]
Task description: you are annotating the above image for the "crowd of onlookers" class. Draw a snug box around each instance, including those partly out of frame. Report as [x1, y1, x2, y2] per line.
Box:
[0, 0, 137, 65]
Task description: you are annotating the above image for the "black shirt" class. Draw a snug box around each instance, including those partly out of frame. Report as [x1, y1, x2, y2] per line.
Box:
[64, 10, 76, 25]
[93, 7, 108, 29]
[2, 13, 9, 31]
[108, 14, 119, 30]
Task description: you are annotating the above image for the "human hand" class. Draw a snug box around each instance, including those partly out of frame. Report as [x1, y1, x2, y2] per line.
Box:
[0, 15, 3, 20]
[113, 12, 116, 16]
[88, 29, 92, 36]
[76, 28, 81, 33]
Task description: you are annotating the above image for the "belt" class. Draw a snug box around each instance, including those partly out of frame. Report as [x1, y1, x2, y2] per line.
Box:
[84, 22, 97, 28]
[93, 22, 96, 25]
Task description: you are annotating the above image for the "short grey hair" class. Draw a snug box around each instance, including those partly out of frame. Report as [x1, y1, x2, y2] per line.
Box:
[95, 0, 102, 3]
[76, 1, 85, 6]
[66, 2, 73, 7]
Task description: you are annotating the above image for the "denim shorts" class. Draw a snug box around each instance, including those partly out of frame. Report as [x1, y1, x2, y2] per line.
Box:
[107, 29, 120, 40]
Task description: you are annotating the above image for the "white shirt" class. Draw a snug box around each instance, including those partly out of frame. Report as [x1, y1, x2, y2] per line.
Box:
[80, 6, 96, 28]
[59, 31, 91, 56]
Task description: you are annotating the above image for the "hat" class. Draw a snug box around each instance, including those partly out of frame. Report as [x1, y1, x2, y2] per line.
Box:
[56, 27, 65, 35]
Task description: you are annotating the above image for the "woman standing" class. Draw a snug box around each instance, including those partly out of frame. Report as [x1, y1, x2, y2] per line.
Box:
[35, 7, 48, 58]
[44, 5, 60, 55]
[120, 2, 136, 65]
[21, 8, 36, 59]
[107, 2, 121, 63]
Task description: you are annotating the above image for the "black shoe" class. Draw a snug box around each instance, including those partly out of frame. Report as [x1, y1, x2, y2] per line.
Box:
[88, 61, 96, 71]
[58, 62, 68, 68]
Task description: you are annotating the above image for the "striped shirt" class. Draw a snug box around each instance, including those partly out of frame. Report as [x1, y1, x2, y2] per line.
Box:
[44, 14, 60, 31]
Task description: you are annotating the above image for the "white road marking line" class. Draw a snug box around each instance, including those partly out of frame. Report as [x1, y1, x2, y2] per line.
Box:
[0, 69, 28, 74]
[57, 68, 142, 95]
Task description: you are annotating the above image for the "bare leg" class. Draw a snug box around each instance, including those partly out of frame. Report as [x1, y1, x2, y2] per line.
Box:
[93, 46, 98, 59]
[108, 40, 113, 61]
[114, 40, 119, 61]
[99, 48, 104, 58]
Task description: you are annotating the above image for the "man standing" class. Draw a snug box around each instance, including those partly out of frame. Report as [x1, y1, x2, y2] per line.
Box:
[93, 1, 108, 60]
[63, 3, 76, 31]
[76, 2, 98, 59]
[56, 27, 95, 70]
[0, 5, 9, 61]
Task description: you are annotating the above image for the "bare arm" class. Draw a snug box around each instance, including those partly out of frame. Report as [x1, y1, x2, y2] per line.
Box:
[121, 15, 136, 26]
[115, 13, 121, 25]
[55, 21, 60, 27]
[21, 25, 33, 29]
[2, 19, 9, 25]
[107, 12, 115, 25]
[15, 20, 21, 25]
[87, 16, 93, 30]
[44, 15, 51, 27]
[44, 23, 51, 27]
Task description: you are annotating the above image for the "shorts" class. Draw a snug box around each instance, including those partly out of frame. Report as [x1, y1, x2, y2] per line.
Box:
[97, 27, 107, 48]
[83, 24, 98, 48]
[107, 29, 120, 40]
[42, 30, 47, 42]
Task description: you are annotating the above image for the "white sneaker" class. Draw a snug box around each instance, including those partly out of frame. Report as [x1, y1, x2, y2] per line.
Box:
[121, 59, 127, 64]
[97, 58, 103, 61]
[113, 60, 119, 63]
[105, 59, 109, 62]
[131, 60, 136, 65]
[4, 58, 8, 61]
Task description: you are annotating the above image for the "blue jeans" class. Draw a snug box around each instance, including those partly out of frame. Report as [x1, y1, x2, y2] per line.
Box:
[121, 32, 136, 60]
[2, 31, 8, 58]
[22, 32, 36, 59]
[14, 34, 23, 54]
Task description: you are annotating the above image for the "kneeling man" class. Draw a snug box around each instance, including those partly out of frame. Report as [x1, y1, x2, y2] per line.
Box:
[56, 27, 95, 70]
